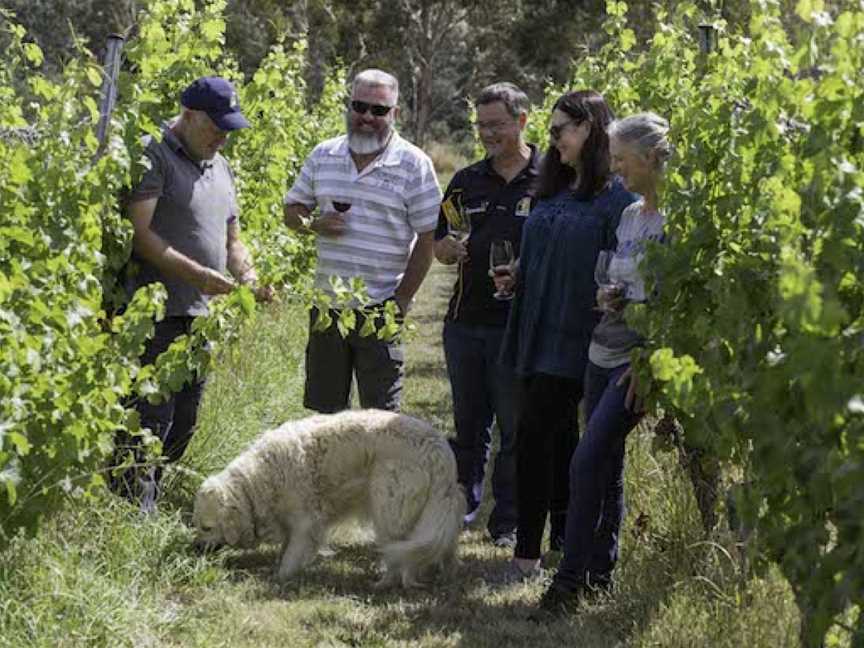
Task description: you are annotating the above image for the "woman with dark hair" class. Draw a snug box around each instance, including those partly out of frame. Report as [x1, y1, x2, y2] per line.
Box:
[494, 90, 637, 580]
[536, 112, 672, 615]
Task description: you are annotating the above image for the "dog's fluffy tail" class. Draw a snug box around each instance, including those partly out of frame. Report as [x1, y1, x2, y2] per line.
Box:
[379, 449, 465, 584]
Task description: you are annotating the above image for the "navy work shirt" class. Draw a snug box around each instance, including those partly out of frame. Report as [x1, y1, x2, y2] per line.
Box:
[434, 145, 540, 327]
[500, 178, 638, 379]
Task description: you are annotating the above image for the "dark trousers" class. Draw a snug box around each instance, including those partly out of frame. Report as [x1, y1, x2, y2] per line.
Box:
[554, 361, 643, 591]
[304, 306, 404, 413]
[514, 372, 582, 560]
[110, 317, 204, 497]
[443, 320, 517, 537]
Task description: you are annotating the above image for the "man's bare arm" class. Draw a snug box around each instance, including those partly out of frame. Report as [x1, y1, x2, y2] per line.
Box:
[130, 198, 235, 295]
[394, 230, 435, 313]
[433, 234, 467, 265]
[283, 202, 347, 236]
[226, 222, 273, 302]
[283, 203, 312, 231]
[226, 222, 255, 281]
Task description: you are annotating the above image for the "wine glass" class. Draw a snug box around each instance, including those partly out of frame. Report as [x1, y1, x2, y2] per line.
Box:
[594, 250, 625, 312]
[331, 200, 352, 213]
[447, 211, 471, 244]
[489, 239, 515, 301]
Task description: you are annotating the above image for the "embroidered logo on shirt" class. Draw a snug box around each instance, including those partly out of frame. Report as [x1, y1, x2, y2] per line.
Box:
[464, 201, 488, 215]
[515, 196, 531, 217]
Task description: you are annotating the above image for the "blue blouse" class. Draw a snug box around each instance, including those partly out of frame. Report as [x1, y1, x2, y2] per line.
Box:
[500, 178, 638, 379]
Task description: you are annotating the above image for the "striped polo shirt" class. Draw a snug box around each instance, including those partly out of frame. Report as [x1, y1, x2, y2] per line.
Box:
[284, 133, 442, 303]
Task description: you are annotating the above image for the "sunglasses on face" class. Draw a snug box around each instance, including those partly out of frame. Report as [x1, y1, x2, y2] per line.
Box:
[350, 100, 394, 117]
[548, 118, 585, 141]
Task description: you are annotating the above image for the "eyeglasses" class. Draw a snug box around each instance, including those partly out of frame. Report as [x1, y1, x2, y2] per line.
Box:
[548, 119, 584, 141]
[474, 119, 514, 134]
[350, 100, 395, 117]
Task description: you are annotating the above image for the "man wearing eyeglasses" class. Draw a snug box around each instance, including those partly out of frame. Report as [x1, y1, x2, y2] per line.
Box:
[434, 82, 540, 548]
[283, 69, 441, 414]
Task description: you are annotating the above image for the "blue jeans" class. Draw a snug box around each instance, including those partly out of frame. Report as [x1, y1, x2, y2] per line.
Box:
[554, 361, 643, 591]
[443, 320, 517, 537]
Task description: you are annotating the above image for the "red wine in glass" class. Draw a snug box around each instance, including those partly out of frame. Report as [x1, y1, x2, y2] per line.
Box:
[332, 201, 352, 213]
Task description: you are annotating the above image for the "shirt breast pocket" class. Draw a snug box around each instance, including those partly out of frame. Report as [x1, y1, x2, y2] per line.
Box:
[365, 169, 407, 196]
[462, 200, 488, 225]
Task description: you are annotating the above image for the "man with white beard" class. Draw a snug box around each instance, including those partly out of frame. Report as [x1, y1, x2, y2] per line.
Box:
[283, 69, 441, 413]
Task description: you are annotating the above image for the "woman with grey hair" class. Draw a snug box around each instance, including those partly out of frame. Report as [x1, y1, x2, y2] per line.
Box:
[535, 111, 671, 615]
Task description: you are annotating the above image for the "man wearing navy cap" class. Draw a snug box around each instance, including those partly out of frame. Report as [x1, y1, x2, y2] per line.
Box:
[111, 76, 270, 513]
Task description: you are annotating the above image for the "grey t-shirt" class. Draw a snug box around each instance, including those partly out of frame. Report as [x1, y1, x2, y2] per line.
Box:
[588, 200, 665, 368]
[126, 126, 240, 316]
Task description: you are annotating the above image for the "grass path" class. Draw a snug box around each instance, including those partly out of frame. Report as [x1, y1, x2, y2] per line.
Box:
[0, 261, 810, 648]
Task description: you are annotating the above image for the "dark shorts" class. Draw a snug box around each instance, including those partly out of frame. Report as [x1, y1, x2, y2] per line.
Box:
[304, 305, 404, 413]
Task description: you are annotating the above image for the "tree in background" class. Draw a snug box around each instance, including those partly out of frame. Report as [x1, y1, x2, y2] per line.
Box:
[2, 0, 849, 154]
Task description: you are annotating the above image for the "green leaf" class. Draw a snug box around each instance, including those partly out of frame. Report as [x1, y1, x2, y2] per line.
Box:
[358, 314, 377, 338]
[235, 285, 256, 316]
[0, 226, 34, 247]
[8, 148, 32, 186]
[200, 18, 225, 43]
[23, 43, 43, 66]
[0, 457, 21, 506]
[620, 29, 636, 52]
[795, 0, 824, 22]
[7, 431, 32, 456]
[86, 65, 103, 87]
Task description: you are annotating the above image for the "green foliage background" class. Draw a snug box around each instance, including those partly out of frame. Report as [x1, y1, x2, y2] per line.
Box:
[547, 0, 863, 643]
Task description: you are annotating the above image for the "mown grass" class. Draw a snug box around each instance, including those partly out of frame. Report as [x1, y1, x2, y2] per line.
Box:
[0, 261, 847, 648]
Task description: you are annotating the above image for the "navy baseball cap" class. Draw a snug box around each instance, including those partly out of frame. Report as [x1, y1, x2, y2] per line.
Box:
[180, 76, 250, 131]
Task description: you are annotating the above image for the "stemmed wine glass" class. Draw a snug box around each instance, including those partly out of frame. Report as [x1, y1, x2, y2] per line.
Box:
[489, 239, 516, 301]
[447, 210, 471, 244]
[594, 250, 626, 312]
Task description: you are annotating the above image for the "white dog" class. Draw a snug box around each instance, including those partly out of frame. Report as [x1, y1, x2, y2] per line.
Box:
[192, 409, 465, 587]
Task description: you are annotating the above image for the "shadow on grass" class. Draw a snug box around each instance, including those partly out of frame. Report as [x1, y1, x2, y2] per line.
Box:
[220, 542, 502, 591]
[207, 539, 670, 647]
[223, 548, 546, 645]
[405, 358, 450, 381]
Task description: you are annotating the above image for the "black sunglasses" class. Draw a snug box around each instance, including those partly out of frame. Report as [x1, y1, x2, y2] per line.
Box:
[549, 118, 586, 141]
[350, 100, 394, 117]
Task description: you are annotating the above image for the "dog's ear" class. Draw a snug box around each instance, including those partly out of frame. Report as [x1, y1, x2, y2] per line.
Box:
[221, 500, 255, 548]
[193, 482, 226, 538]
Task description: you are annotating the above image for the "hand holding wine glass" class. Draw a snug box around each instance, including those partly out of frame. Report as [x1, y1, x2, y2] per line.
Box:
[448, 215, 471, 241]
[594, 250, 626, 312]
[313, 198, 350, 237]
[445, 211, 471, 263]
[489, 239, 516, 301]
